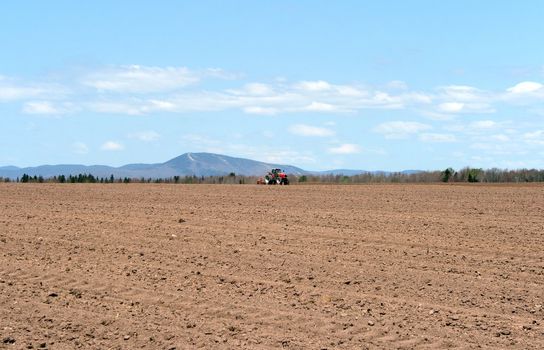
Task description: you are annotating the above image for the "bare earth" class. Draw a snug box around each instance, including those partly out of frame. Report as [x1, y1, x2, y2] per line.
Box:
[1, 184, 543, 349]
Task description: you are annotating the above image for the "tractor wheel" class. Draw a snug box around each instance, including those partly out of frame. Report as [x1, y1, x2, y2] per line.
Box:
[282, 178, 289, 185]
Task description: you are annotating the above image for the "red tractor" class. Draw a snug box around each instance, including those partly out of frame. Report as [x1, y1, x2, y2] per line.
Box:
[258, 168, 289, 185]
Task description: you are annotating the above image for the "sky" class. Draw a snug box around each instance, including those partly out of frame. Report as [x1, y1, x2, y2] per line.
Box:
[1, 1, 544, 171]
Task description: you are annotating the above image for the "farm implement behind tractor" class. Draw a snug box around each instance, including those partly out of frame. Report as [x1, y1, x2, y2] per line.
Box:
[257, 168, 289, 185]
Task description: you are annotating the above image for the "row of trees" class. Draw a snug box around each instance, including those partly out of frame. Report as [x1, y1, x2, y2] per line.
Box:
[439, 167, 544, 183]
[3, 172, 254, 184]
[2, 168, 544, 184]
[298, 167, 544, 183]
[15, 173, 120, 184]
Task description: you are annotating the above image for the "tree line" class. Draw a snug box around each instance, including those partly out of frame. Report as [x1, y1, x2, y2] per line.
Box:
[1, 172, 253, 184]
[2, 167, 544, 184]
[297, 167, 544, 183]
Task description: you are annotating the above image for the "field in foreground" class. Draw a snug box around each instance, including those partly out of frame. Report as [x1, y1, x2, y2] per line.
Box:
[1, 184, 543, 349]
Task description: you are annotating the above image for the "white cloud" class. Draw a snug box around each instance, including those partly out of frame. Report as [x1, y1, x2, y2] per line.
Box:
[202, 67, 240, 80]
[72, 142, 89, 154]
[82, 65, 199, 93]
[335, 85, 366, 97]
[372, 91, 398, 105]
[0, 67, 452, 116]
[149, 99, 176, 111]
[438, 85, 487, 101]
[22, 101, 62, 114]
[243, 106, 277, 115]
[0, 76, 67, 102]
[523, 130, 544, 145]
[433, 86, 495, 114]
[419, 133, 457, 143]
[304, 101, 336, 112]
[469, 120, 497, 129]
[6, 66, 544, 121]
[507, 81, 543, 94]
[89, 101, 147, 115]
[129, 131, 161, 142]
[438, 101, 494, 114]
[328, 144, 361, 154]
[0, 86, 47, 101]
[22, 101, 77, 115]
[101, 141, 124, 151]
[243, 83, 274, 96]
[288, 124, 335, 137]
[402, 92, 433, 104]
[374, 121, 432, 139]
[296, 80, 332, 92]
[82, 82, 422, 115]
[438, 102, 465, 113]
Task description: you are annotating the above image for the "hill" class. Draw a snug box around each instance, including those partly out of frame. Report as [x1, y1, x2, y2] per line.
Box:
[0, 152, 308, 179]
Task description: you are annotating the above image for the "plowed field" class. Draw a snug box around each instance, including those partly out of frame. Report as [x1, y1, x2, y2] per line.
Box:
[1, 184, 543, 349]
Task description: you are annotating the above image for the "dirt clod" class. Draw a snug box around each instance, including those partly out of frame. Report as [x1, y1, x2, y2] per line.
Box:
[3, 337, 16, 344]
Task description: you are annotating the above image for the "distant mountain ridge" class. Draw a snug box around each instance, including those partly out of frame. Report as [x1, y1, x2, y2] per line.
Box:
[0, 152, 420, 179]
[0, 153, 306, 179]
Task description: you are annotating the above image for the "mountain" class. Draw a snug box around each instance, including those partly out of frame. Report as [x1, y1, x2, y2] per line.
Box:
[0, 152, 308, 179]
[161, 153, 306, 176]
[0, 152, 422, 179]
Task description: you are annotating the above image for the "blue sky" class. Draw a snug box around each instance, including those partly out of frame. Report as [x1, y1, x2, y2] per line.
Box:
[1, 1, 544, 170]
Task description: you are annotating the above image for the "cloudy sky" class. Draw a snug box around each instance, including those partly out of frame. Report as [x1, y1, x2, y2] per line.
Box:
[2, 1, 544, 170]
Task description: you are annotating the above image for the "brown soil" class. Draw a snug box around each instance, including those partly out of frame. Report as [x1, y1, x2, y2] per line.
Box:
[1, 184, 543, 349]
